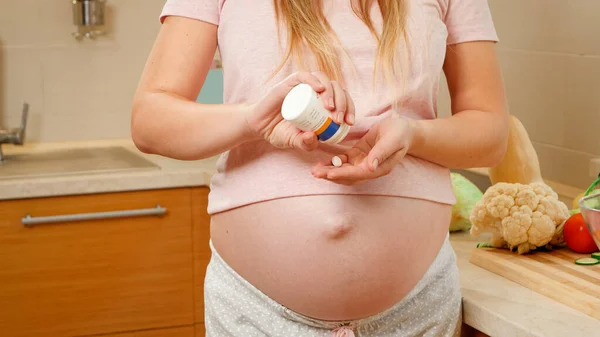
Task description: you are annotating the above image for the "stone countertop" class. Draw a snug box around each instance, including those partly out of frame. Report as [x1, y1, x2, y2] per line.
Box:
[2, 139, 598, 336]
[0, 139, 219, 201]
[450, 232, 600, 337]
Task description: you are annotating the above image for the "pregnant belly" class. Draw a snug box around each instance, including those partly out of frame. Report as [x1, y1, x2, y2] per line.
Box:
[209, 194, 452, 321]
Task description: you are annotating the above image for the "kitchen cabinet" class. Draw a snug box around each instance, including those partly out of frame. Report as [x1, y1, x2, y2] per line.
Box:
[195, 323, 206, 337]
[0, 188, 208, 337]
[192, 187, 212, 323]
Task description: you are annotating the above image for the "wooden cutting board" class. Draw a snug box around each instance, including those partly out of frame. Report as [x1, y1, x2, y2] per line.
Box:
[470, 247, 600, 320]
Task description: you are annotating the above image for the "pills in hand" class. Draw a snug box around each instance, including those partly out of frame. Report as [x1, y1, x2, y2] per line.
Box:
[332, 156, 343, 167]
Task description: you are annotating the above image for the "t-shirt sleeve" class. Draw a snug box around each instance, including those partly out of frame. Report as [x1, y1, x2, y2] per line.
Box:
[159, 0, 221, 25]
[443, 0, 499, 45]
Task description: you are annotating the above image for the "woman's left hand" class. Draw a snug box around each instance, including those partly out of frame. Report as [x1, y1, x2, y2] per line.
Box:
[312, 115, 415, 185]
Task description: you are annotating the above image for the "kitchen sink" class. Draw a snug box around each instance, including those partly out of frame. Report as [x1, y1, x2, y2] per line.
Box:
[0, 146, 159, 180]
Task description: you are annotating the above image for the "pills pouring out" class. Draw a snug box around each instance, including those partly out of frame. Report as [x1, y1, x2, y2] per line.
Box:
[281, 83, 350, 144]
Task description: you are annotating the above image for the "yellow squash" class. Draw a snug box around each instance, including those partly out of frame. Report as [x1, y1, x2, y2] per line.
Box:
[489, 115, 544, 185]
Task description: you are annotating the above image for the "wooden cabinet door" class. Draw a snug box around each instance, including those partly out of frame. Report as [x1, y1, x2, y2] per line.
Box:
[195, 323, 206, 337]
[0, 188, 194, 337]
[192, 187, 212, 323]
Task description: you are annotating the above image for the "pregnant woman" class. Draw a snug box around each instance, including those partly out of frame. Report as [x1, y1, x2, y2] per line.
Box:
[132, 0, 509, 336]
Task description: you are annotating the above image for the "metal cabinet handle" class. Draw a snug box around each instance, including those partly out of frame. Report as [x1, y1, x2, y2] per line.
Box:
[22, 205, 167, 227]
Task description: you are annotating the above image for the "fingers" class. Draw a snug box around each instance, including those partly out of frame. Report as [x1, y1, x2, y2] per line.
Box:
[325, 163, 372, 181]
[323, 178, 367, 186]
[348, 125, 380, 158]
[311, 154, 349, 178]
[331, 81, 347, 124]
[283, 72, 325, 96]
[370, 145, 408, 172]
[312, 162, 369, 186]
[311, 72, 336, 110]
[326, 80, 355, 126]
[283, 71, 354, 125]
[344, 88, 356, 125]
[366, 138, 393, 172]
[366, 132, 409, 172]
[312, 149, 406, 183]
[326, 178, 367, 186]
[353, 124, 394, 172]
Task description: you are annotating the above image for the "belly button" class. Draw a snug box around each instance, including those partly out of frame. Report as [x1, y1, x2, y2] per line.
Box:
[325, 214, 356, 240]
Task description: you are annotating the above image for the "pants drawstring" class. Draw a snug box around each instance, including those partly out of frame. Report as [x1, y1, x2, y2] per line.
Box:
[332, 326, 355, 337]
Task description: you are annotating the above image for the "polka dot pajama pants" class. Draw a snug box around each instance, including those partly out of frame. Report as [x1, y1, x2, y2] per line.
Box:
[204, 235, 462, 337]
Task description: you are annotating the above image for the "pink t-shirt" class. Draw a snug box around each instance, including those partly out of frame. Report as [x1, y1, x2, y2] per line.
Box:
[160, 0, 499, 215]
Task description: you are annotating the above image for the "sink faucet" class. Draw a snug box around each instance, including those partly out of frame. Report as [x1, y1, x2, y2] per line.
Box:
[0, 103, 29, 162]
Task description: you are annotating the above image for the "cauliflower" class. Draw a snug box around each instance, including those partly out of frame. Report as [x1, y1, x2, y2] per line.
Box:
[469, 182, 570, 254]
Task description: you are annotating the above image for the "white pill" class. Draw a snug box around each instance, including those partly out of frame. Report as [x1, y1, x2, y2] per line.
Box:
[332, 156, 343, 167]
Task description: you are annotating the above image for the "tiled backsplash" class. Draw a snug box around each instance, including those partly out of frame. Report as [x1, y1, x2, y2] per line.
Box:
[0, 0, 166, 141]
[1, 0, 598, 189]
[438, 0, 600, 190]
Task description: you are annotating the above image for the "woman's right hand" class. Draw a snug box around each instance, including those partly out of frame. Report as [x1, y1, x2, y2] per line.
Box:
[244, 71, 355, 151]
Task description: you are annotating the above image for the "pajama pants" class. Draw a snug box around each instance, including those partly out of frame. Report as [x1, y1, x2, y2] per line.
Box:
[204, 234, 462, 337]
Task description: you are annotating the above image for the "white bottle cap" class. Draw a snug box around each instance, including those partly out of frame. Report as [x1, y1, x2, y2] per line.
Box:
[281, 83, 350, 144]
[281, 83, 314, 121]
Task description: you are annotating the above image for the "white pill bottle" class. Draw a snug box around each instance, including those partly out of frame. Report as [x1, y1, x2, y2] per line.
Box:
[281, 83, 350, 144]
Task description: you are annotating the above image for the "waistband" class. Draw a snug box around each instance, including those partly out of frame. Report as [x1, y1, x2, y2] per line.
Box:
[208, 232, 455, 330]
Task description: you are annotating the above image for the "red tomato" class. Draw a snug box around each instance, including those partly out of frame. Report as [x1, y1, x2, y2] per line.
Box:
[563, 213, 599, 254]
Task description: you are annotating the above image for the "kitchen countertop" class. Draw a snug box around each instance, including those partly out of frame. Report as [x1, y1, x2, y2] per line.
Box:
[451, 232, 600, 337]
[2, 139, 599, 336]
[0, 139, 219, 201]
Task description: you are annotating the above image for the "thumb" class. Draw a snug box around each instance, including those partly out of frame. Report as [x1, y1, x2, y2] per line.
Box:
[366, 132, 400, 171]
[294, 132, 319, 151]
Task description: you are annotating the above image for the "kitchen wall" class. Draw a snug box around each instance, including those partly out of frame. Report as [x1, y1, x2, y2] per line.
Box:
[0, 0, 190, 142]
[1, 0, 598, 190]
[438, 0, 600, 190]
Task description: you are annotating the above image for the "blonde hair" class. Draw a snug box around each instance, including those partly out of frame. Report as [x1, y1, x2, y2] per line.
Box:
[272, 0, 408, 88]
